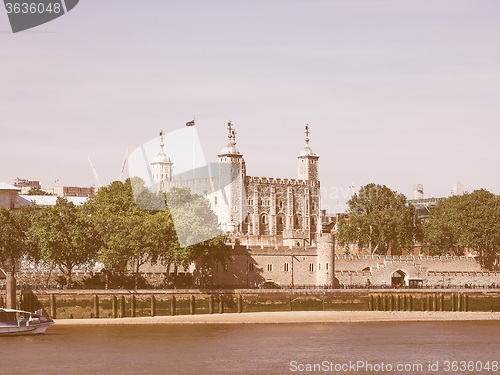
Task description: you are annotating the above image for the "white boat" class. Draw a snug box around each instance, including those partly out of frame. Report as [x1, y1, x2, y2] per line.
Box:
[0, 308, 54, 336]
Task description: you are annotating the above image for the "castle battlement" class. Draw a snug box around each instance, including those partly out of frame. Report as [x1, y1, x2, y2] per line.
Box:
[246, 176, 319, 187]
[335, 254, 478, 262]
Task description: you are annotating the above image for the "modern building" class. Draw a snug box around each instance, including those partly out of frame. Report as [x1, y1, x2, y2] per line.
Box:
[0, 183, 21, 209]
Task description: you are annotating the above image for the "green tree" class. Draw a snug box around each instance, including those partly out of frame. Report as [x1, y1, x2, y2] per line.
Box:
[423, 189, 500, 269]
[0, 206, 36, 307]
[165, 188, 230, 287]
[30, 198, 101, 287]
[337, 183, 415, 255]
[26, 187, 52, 196]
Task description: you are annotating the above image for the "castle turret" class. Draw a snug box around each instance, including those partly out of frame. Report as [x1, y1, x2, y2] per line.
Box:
[316, 232, 335, 287]
[151, 130, 173, 191]
[298, 124, 319, 181]
[217, 121, 247, 232]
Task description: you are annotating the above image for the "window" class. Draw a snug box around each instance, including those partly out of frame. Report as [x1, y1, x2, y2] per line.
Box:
[278, 217, 283, 225]
[244, 215, 249, 224]
[309, 264, 314, 272]
[248, 263, 254, 272]
[326, 263, 329, 271]
[284, 263, 289, 272]
[311, 202, 316, 211]
[267, 264, 273, 272]
[214, 196, 218, 205]
[261, 215, 267, 224]
[279, 201, 283, 209]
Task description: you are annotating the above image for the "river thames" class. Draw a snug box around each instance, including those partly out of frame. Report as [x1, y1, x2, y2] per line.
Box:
[2, 321, 499, 374]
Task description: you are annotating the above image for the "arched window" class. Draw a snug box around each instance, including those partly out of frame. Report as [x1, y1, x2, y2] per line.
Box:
[261, 215, 267, 224]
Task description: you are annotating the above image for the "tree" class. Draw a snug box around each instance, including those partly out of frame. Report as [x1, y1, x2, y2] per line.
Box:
[165, 188, 230, 287]
[86, 178, 175, 288]
[30, 198, 101, 287]
[337, 183, 415, 255]
[27, 187, 52, 196]
[0, 206, 35, 308]
[423, 189, 500, 269]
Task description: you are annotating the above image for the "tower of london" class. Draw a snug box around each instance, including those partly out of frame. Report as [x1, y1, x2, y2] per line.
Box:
[151, 122, 335, 288]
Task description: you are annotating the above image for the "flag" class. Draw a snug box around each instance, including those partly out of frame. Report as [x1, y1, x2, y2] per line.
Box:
[186, 120, 195, 126]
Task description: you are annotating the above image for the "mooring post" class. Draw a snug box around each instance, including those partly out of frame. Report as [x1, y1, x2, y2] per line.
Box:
[120, 295, 125, 318]
[190, 294, 196, 315]
[112, 296, 118, 318]
[219, 295, 224, 314]
[93, 295, 99, 319]
[171, 295, 176, 316]
[209, 295, 214, 314]
[50, 294, 57, 319]
[237, 294, 243, 313]
[5, 272, 16, 310]
[150, 294, 156, 317]
[131, 295, 136, 317]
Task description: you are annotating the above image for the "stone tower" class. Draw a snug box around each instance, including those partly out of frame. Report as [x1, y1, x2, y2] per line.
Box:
[316, 232, 335, 287]
[151, 130, 173, 191]
[298, 124, 319, 181]
[217, 121, 247, 233]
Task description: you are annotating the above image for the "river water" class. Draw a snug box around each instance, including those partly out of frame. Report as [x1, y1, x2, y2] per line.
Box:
[2, 321, 499, 374]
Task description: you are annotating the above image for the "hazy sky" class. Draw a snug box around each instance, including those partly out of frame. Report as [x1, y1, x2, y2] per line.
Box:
[1, 0, 499, 213]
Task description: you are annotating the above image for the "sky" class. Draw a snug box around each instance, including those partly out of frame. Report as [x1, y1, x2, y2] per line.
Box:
[1, 0, 499, 213]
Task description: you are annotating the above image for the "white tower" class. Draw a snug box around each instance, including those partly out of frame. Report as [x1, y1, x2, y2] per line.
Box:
[151, 130, 173, 191]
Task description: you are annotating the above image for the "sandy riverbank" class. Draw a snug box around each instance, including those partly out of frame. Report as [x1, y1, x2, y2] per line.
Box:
[54, 310, 500, 325]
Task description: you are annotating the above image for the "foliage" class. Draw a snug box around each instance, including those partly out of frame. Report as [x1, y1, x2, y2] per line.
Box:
[423, 189, 500, 269]
[26, 187, 52, 196]
[337, 183, 415, 255]
[0, 206, 35, 273]
[30, 198, 101, 287]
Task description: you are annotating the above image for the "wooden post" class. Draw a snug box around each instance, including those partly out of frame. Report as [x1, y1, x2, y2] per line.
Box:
[433, 294, 437, 311]
[93, 295, 99, 319]
[451, 293, 456, 312]
[171, 296, 176, 316]
[388, 294, 393, 311]
[209, 295, 214, 314]
[219, 295, 224, 314]
[463, 294, 468, 312]
[237, 294, 243, 313]
[457, 293, 462, 312]
[6, 272, 16, 310]
[426, 294, 432, 311]
[368, 294, 373, 311]
[112, 296, 118, 318]
[150, 294, 156, 317]
[408, 295, 413, 311]
[420, 297, 425, 311]
[374, 294, 380, 311]
[0, 295, 4, 308]
[50, 294, 57, 319]
[131, 295, 136, 317]
[439, 294, 444, 312]
[120, 295, 125, 318]
[190, 294, 196, 315]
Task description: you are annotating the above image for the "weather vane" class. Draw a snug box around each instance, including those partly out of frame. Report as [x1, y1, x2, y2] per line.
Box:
[305, 124, 310, 146]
